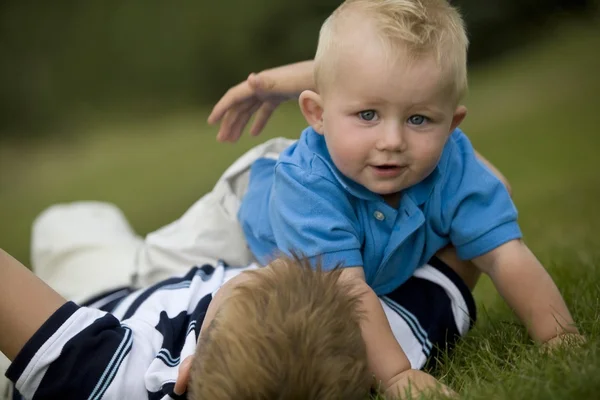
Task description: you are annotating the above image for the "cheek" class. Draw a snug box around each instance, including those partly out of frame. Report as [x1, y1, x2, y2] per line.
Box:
[409, 134, 447, 165]
[324, 121, 369, 169]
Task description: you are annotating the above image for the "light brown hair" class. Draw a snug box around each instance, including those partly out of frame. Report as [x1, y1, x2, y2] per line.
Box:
[315, 0, 469, 101]
[188, 254, 371, 399]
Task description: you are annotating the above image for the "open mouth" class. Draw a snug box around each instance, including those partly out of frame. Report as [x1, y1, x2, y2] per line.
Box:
[371, 164, 405, 177]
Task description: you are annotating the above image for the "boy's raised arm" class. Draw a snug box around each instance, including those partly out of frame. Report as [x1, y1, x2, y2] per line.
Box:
[0, 249, 66, 360]
[472, 240, 580, 344]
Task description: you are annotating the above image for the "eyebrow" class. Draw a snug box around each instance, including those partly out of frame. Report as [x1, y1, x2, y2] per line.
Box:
[409, 105, 446, 116]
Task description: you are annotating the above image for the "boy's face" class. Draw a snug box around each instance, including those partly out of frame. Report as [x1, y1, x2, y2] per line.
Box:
[317, 36, 465, 206]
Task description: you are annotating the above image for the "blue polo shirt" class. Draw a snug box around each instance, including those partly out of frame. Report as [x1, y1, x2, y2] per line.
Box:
[238, 127, 522, 295]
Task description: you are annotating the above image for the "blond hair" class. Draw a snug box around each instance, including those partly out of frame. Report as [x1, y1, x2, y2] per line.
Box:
[188, 254, 372, 399]
[314, 0, 469, 101]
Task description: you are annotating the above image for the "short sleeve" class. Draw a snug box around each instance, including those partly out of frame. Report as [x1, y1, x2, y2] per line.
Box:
[438, 133, 522, 260]
[6, 301, 149, 399]
[269, 162, 364, 270]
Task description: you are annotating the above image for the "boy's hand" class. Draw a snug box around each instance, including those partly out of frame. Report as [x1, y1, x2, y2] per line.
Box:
[208, 60, 314, 142]
[542, 332, 586, 353]
[384, 369, 457, 399]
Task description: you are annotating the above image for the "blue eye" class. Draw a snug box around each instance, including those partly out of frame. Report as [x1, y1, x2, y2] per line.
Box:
[408, 115, 428, 125]
[358, 110, 378, 121]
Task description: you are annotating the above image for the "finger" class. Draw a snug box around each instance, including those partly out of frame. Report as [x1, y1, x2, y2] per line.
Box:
[250, 102, 277, 136]
[217, 109, 243, 142]
[208, 80, 255, 125]
[173, 356, 193, 395]
[229, 101, 262, 141]
[217, 99, 260, 142]
[441, 386, 459, 398]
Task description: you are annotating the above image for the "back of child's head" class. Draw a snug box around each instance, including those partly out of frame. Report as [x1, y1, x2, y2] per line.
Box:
[188, 255, 372, 399]
[315, 0, 469, 101]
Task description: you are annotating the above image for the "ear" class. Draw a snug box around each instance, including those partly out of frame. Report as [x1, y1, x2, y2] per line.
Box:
[174, 356, 194, 395]
[449, 105, 467, 132]
[299, 90, 325, 134]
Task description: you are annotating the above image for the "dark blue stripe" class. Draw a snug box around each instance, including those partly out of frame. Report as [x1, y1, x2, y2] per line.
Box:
[97, 293, 131, 313]
[122, 267, 202, 320]
[6, 301, 79, 384]
[31, 313, 130, 399]
[80, 286, 133, 309]
[11, 388, 22, 400]
[382, 297, 430, 359]
[427, 256, 477, 328]
[88, 327, 133, 400]
[148, 382, 188, 400]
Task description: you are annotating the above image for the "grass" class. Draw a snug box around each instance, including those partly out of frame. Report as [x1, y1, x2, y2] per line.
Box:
[1, 20, 600, 400]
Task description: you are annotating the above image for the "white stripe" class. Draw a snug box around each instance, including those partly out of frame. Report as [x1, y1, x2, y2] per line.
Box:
[186, 321, 197, 336]
[161, 282, 191, 291]
[380, 300, 428, 369]
[382, 297, 433, 353]
[87, 289, 131, 310]
[89, 326, 133, 399]
[413, 265, 472, 335]
[110, 288, 145, 320]
[157, 349, 180, 366]
[88, 326, 132, 400]
[16, 308, 108, 399]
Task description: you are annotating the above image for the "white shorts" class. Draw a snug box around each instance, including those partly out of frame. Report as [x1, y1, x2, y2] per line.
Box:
[31, 137, 295, 302]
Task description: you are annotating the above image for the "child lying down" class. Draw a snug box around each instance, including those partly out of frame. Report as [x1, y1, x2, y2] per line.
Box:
[0, 246, 467, 399]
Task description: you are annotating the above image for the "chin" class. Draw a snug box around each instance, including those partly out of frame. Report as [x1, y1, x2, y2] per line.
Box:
[372, 187, 402, 196]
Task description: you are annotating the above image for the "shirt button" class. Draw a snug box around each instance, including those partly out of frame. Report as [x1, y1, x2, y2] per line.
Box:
[373, 211, 385, 221]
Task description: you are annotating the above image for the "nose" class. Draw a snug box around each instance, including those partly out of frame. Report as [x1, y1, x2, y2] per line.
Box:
[376, 122, 405, 152]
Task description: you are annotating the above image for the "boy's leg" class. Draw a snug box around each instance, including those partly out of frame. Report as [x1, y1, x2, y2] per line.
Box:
[380, 256, 477, 370]
[31, 201, 143, 304]
[135, 137, 295, 286]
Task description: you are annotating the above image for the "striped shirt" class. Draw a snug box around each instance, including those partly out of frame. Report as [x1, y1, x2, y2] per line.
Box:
[5, 260, 473, 399]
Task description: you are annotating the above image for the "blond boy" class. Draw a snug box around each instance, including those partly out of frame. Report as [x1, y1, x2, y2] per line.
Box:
[237, 0, 582, 396]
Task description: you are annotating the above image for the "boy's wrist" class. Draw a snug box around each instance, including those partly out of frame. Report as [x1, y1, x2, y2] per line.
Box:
[259, 60, 316, 97]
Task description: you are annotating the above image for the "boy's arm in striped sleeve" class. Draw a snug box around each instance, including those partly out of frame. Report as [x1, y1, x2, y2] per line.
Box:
[0, 249, 149, 399]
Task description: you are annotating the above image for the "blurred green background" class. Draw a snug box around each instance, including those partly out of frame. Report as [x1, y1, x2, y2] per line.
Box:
[0, 0, 595, 137]
[1, 0, 599, 286]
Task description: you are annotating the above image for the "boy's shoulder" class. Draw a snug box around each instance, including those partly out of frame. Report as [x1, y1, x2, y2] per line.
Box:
[434, 128, 492, 190]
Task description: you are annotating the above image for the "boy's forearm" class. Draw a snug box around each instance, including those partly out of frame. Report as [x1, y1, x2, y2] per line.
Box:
[474, 241, 578, 343]
[360, 286, 414, 391]
[0, 249, 66, 360]
[341, 268, 412, 389]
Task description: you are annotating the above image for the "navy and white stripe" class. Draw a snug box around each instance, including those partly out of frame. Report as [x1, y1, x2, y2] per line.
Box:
[6, 264, 227, 400]
[5, 258, 475, 399]
[88, 326, 133, 400]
